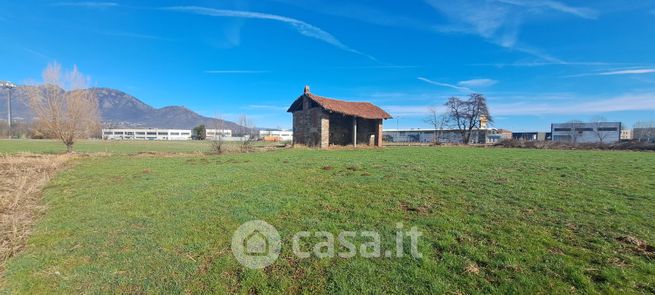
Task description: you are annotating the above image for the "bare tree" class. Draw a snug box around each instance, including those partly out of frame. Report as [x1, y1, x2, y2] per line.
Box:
[27, 62, 100, 153]
[444, 93, 492, 144]
[424, 106, 447, 145]
[565, 120, 584, 145]
[209, 115, 226, 154]
[238, 114, 257, 152]
[589, 116, 612, 144]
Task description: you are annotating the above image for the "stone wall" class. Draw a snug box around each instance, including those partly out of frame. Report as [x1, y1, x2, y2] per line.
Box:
[292, 96, 329, 148]
[320, 115, 329, 147]
[375, 119, 383, 146]
[292, 96, 384, 147]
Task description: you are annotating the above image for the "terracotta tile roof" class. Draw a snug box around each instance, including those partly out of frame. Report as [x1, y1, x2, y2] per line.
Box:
[287, 93, 392, 120]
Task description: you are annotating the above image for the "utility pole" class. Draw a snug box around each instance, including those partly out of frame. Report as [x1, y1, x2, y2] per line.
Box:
[1, 81, 17, 139]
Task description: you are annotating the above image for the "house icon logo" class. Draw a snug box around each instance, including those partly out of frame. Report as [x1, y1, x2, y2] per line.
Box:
[231, 220, 281, 269]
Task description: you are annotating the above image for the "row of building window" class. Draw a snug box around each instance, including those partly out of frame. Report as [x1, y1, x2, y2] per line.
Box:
[103, 131, 190, 136]
[553, 127, 617, 132]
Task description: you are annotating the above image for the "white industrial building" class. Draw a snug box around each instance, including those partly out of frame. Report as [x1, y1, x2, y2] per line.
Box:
[551, 122, 621, 143]
[102, 129, 192, 140]
[383, 128, 508, 144]
[259, 130, 293, 141]
[206, 129, 232, 140]
[101, 128, 249, 141]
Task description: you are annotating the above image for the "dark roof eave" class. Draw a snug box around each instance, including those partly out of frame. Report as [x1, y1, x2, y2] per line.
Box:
[287, 93, 392, 119]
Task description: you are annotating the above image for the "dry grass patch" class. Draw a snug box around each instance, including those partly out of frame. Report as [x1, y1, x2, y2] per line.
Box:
[0, 154, 71, 273]
[464, 262, 481, 275]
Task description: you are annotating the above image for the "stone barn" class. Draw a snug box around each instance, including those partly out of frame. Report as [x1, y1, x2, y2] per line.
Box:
[287, 86, 392, 148]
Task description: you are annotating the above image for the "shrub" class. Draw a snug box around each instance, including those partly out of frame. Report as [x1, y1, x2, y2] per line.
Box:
[494, 139, 655, 151]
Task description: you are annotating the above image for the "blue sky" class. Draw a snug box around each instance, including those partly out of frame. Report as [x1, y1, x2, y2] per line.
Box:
[1, 0, 654, 131]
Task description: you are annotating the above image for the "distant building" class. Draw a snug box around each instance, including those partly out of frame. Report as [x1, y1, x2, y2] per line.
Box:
[287, 86, 392, 148]
[621, 129, 633, 140]
[634, 128, 655, 143]
[480, 115, 490, 129]
[206, 129, 232, 140]
[512, 132, 552, 141]
[497, 129, 513, 140]
[633, 121, 655, 143]
[383, 128, 506, 144]
[102, 128, 192, 140]
[551, 122, 621, 144]
[259, 130, 293, 142]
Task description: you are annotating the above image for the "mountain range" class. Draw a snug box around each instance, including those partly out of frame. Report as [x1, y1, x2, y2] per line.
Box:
[0, 86, 244, 130]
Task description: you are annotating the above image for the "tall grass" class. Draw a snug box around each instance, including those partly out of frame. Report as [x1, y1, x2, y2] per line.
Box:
[0, 154, 70, 273]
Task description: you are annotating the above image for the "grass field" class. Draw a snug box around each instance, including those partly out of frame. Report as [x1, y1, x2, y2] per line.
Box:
[0, 139, 282, 155]
[0, 139, 212, 154]
[2, 146, 654, 293]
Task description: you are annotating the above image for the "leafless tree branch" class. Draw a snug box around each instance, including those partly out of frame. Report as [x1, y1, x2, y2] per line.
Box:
[27, 62, 100, 153]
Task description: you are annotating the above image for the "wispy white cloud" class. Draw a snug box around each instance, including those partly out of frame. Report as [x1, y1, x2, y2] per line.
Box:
[205, 70, 270, 74]
[268, 0, 598, 67]
[458, 79, 498, 87]
[428, 0, 597, 44]
[352, 91, 444, 104]
[245, 104, 288, 111]
[381, 105, 437, 117]
[418, 77, 473, 92]
[475, 61, 614, 67]
[430, 0, 516, 45]
[510, 45, 566, 64]
[270, 0, 580, 67]
[426, 0, 597, 62]
[209, 20, 245, 49]
[267, 0, 427, 29]
[51, 2, 118, 8]
[597, 69, 655, 75]
[484, 91, 581, 102]
[496, 0, 598, 19]
[383, 91, 655, 118]
[102, 31, 170, 41]
[566, 68, 655, 77]
[21, 47, 51, 60]
[164, 6, 377, 62]
[328, 65, 420, 70]
[491, 92, 655, 115]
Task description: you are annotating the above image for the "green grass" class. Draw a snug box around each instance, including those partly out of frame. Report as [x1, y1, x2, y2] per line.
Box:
[3, 147, 655, 294]
[0, 139, 279, 154]
[0, 139, 210, 154]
